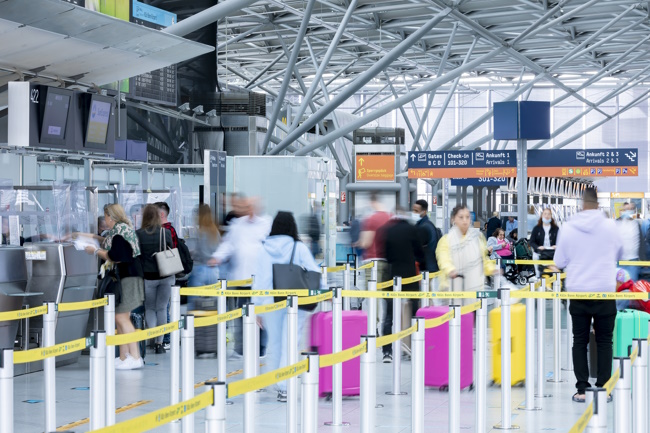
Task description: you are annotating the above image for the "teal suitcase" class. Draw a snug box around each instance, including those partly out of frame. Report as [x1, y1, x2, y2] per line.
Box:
[613, 309, 650, 358]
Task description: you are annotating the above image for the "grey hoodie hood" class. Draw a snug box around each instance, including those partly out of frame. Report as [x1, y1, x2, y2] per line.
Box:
[569, 209, 606, 234]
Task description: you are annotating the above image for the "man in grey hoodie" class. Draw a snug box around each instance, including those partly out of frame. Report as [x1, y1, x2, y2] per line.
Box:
[552, 187, 623, 403]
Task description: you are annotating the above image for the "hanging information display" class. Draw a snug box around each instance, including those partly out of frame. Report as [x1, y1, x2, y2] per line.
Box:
[527, 148, 638, 177]
[407, 150, 516, 179]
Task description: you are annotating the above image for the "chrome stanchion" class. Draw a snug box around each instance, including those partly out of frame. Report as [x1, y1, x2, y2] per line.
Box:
[302, 352, 320, 433]
[43, 301, 56, 432]
[586, 388, 607, 433]
[371, 261, 377, 283]
[216, 280, 232, 405]
[563, 299, 573, 372]
[343, 264, 351, 310]
[243, 304, 256, 433]
[536, 277, 551, 398]
[90, 330, 106, 430]
[449, 305, 461, 433]
[104, 294, 116, 426]
[326, 287, 348, 426]
[287, 296, 299, 433]
[360, 335, 377, 433]
[614, 357, 631, 433]
[476, 298, 488, 433]
[205, 381, 226, 433]
[181, 314, 195, 433]
[0, 349, 14, 433]
[420, 271, 430, 308]
[632, 338, 647, 433]
[412, 317, 425, 433]
[494, 287, 519, 430]
[321, 267, 331, 312]
[548, 273, 564, 383]
[518, 283, 540, 412]
[170, 286, 181, 408]
[387, 276, 406, 396]
[367, 280, 377, 336]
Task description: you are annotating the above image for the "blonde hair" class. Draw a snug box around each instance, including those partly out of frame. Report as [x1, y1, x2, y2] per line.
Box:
[104, 204, 132, 227]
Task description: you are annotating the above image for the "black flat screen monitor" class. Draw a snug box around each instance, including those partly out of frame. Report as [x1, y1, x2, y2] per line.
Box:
[39, 88, 72, 146]
[84, 94, 113, 150]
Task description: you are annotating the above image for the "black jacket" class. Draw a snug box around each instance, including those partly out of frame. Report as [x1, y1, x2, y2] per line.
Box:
[416, 215, 439, 273]
[529, 224, 559, 259]
[136, 227, 173, 280]
[381, 219, 425, 291]
[486, 217, 502, 239]
[107, 235, 144, 280]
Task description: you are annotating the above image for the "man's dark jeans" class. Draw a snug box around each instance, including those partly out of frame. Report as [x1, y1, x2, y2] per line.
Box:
[570, 299, 616, 394]
[382, 298, 421, 356]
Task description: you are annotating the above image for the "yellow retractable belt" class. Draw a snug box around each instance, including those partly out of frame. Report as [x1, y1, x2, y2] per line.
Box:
[14, 337, 90, 364]
[424, 310, 454, 329]
[401, 275, 423, 285]
[341, 290, 480, 300]
[227, 359, 309, 398]
[604, 368, 620, 396]
[376, 280, 393, 290]
[194, 309, 243, 328]
[91, 389, 213, 433]
[514, 291, 648, 301]
[375, 325, 416, 349]
[107, 322, 180, 346]
[460, 301, 481, 316]
[0, 305, 48, 322]
[325, 265, 346, 273]
[513, 259, 555, 266]
[630, 347, 639, 366]
[353, 262, 375, 271]
[320, 341, 368, 368]
[180, 289, 311, 298]
[568, 402, 593, 433]
[298, 291, 333, 306]
[255, 301, 287, 315]
[619, 261, 650, 267]
[227, 278, 254, 287]
[58, 298, 108, 312]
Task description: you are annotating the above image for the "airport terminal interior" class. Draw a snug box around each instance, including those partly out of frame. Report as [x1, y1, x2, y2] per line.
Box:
[2, 0, 650, 432]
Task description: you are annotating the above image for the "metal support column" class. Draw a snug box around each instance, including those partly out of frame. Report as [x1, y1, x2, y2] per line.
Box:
[476, 299, 488, 433]
[302, 352, 320, 433]
[449, 305, 461, 433]
[563, 299, 574, 372]
[43, 302, 56, 432]
[412, 317, 425, 433]
[104, 295, 116, 426]
[360, 335, 377, 433]
[326, 288, 348, 426]
[243, 305, 256, 433]
[387, 277, 406, 395]
[181, 315, 195, 433]
[343, 264, 351, 310]
[494, 287, 519, 430]
[633, 338, 647, 433]
[518, 283, 540, 411]
[287, 296, 299, 433]
[548, 274, 565, 383]
[536, 277, 551, 398]
[90, 331, 107, 430]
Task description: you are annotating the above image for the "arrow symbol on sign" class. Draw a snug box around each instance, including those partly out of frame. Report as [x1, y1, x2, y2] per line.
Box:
[410, 154, 416, 161]
[358, 157, 364, 166]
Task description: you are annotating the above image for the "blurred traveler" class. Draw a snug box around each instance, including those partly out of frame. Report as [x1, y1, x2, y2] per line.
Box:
[436, 205, 496, 305]
[306, 208, 321, 257]
[85, 204, 144, 370]
[252, 211, 321, 402]
[188, 204, 221, 304]
[506, 228, 518, 245]
[529, 208, 559, 276]
[97, 216, 110, 237]
[412, 199, 440, 274]
[349, 216, 364, 260]
[155, 202, 178, 248]
[617, 202, 646, 284]
[487, 228, 512, 262]
[136, 204, 173, 354]
[504, 216, 518, 237]
[224, 193, 244, 226]
[486, 212, 501, 238]
[358, 192, 392, 282]
[552, 188, 623, 403]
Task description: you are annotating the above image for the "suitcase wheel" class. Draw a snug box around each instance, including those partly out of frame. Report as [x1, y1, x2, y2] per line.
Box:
[439, 385, 449, 392]
[325, 394, 332, 402]
[467, 383, 474, 391]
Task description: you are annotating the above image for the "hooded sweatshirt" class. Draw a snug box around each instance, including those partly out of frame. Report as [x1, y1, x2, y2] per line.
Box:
[554, 209, 623, 293]
[251, 235, 322, 306]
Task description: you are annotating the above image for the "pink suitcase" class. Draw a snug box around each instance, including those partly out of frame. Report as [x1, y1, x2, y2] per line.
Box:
[311, 310, 367, 396]
[416, 306, 473, 390]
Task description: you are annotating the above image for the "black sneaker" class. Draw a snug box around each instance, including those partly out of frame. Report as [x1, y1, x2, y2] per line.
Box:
[383, 354, 392, 363]
[277, 391, 287, 402]
[155, 344, 166, 354]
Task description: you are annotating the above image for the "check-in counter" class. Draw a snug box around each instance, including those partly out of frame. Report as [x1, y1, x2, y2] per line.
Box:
[23, 242, 97, 368]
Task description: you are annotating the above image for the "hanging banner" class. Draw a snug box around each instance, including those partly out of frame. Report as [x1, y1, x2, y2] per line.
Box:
[407, 150, 516, 179]
[355, 155, 395, 181]
[527, 148, 638, 177]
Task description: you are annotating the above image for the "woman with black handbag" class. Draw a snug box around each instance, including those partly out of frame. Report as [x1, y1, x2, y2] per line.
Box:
[85, 204, 145, 370]
[252, 211, 322, 402]
[529, 208, 560, 276]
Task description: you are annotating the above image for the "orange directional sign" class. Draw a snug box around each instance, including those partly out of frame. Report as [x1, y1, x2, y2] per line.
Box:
[356, 155, 395, 181]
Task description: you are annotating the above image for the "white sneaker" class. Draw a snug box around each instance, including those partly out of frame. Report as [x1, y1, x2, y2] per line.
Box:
[129, 356, 144, 370]
[115, 356, 131, 370]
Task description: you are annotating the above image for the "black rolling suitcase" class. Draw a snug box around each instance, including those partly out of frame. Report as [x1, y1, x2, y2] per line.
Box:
[194, 297, 220, 355]
[114, 306, 147, 361]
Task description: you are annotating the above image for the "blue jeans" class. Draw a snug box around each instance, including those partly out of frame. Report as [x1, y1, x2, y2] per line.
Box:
[618, 262, 640, 310]
[187, 264, 219, 311]
[263, 307, 309, 392]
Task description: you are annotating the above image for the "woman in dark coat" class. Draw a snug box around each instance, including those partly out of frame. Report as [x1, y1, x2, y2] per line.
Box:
[529, 208, 559, 275]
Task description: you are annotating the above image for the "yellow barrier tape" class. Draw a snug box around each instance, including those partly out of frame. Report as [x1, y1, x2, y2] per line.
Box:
[92, 390, 213, 433]
[227, 278, 254, 287]
[425, 311, 454, 329]
[255, 301, 287, 315]
[460, 301, 481, 316]
[320, 341, 368, 368]
[513, 260, 555, 266]
[377, 280, 393, 290]
[228, 359, 309, 398]
[325, 265, 346, 273]
[180, 289, 311, 297]
[14, 337, 90, 364]
[353, 262, 375, 271]
[630, 347, 639, 365]
[298, 291, 333, 306]
[107, 322, 180, 346]
[0, 305, 48, 322]
[568, 402, 593, 433]
[604, 368, 620, 396]
[56, 400, 152, 431]
[57, 297, 108, 312]
[428, 271, 443, 279]
[194, 309, 243, 328]
[342, 290, 480, 299]
[402, 275, 423, 285]
[375, 325, 417, 349]
[514, 291, 648, 300]
[619, 261, 650, 267]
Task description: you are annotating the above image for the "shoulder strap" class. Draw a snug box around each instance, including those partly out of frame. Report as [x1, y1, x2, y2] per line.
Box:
[160, 228, 167, 252]
[290, 241, 297, 265]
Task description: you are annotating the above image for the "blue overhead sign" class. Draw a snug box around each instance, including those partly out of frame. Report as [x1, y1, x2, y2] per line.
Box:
[527, 148, 639, 178]
[408, 150, 517, 179]
[132, 1, 177, 27]
[451, 178, 508, 187]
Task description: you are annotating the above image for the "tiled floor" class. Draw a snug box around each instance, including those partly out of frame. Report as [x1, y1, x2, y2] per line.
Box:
[12, 303, 615, 433]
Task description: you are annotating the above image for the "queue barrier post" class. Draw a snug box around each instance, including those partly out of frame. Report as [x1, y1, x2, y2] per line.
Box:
[302, 352, 320, 433]
[536, 277, 551, 398]
[420, 271, 429, 308]
[548, 273, 565, 383]
[326, 287, 348, 426]
[449, 305, 461, 433]
[647, 320, 650, 431]
[287, 296, 299, 433]
[412, 317, 425, 433]
[243, 304, 256, 433]
[90, 330, 107, 430]
[371, 260, 377, 283]
[321, 267, 331, 312]
[0, 349, 13, 433]
[614, 357, 631, 433]
[632, 338, 647, 433]
[343, 264, 351, 310]
[387, 276, 406, 396]
[170, 286, 181, 409]
[104, 294, 116, 426]
[476, 298, 488, 433]
[367, 280, 377, 336]
[360, 334, 377, 433]
[43, 301, 56, 432]
[586, 388, 607, 433]
[494, 286, 519, 430]
[205, 381, 226, 433]
[181, 314, 196, 433]
[252, 277, 262, 380]
[563, 299, 573, 372]
[518, 283, 540, 412]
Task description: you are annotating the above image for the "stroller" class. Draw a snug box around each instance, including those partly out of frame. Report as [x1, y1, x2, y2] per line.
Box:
[504, 239, 536, 286]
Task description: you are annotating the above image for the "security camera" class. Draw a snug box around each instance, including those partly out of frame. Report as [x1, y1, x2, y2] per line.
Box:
[178, 102, 190, 112]
[206, 109, 217, 117]
[192, 105, 204, 115]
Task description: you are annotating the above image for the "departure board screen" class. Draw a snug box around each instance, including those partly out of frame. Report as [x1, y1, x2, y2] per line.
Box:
[40, 90, 71, 146]
[86, 99, 112, 146]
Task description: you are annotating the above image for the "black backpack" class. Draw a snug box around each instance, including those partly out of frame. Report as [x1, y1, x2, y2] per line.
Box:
[176, 237, 194, 275]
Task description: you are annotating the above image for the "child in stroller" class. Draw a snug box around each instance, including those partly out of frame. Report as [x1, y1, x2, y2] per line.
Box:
[504, 238, 536, 286]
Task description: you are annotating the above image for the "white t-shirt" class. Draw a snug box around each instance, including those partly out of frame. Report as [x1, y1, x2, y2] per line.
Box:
[619, 219, 640, 260]
[543, 224, 551, 248]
